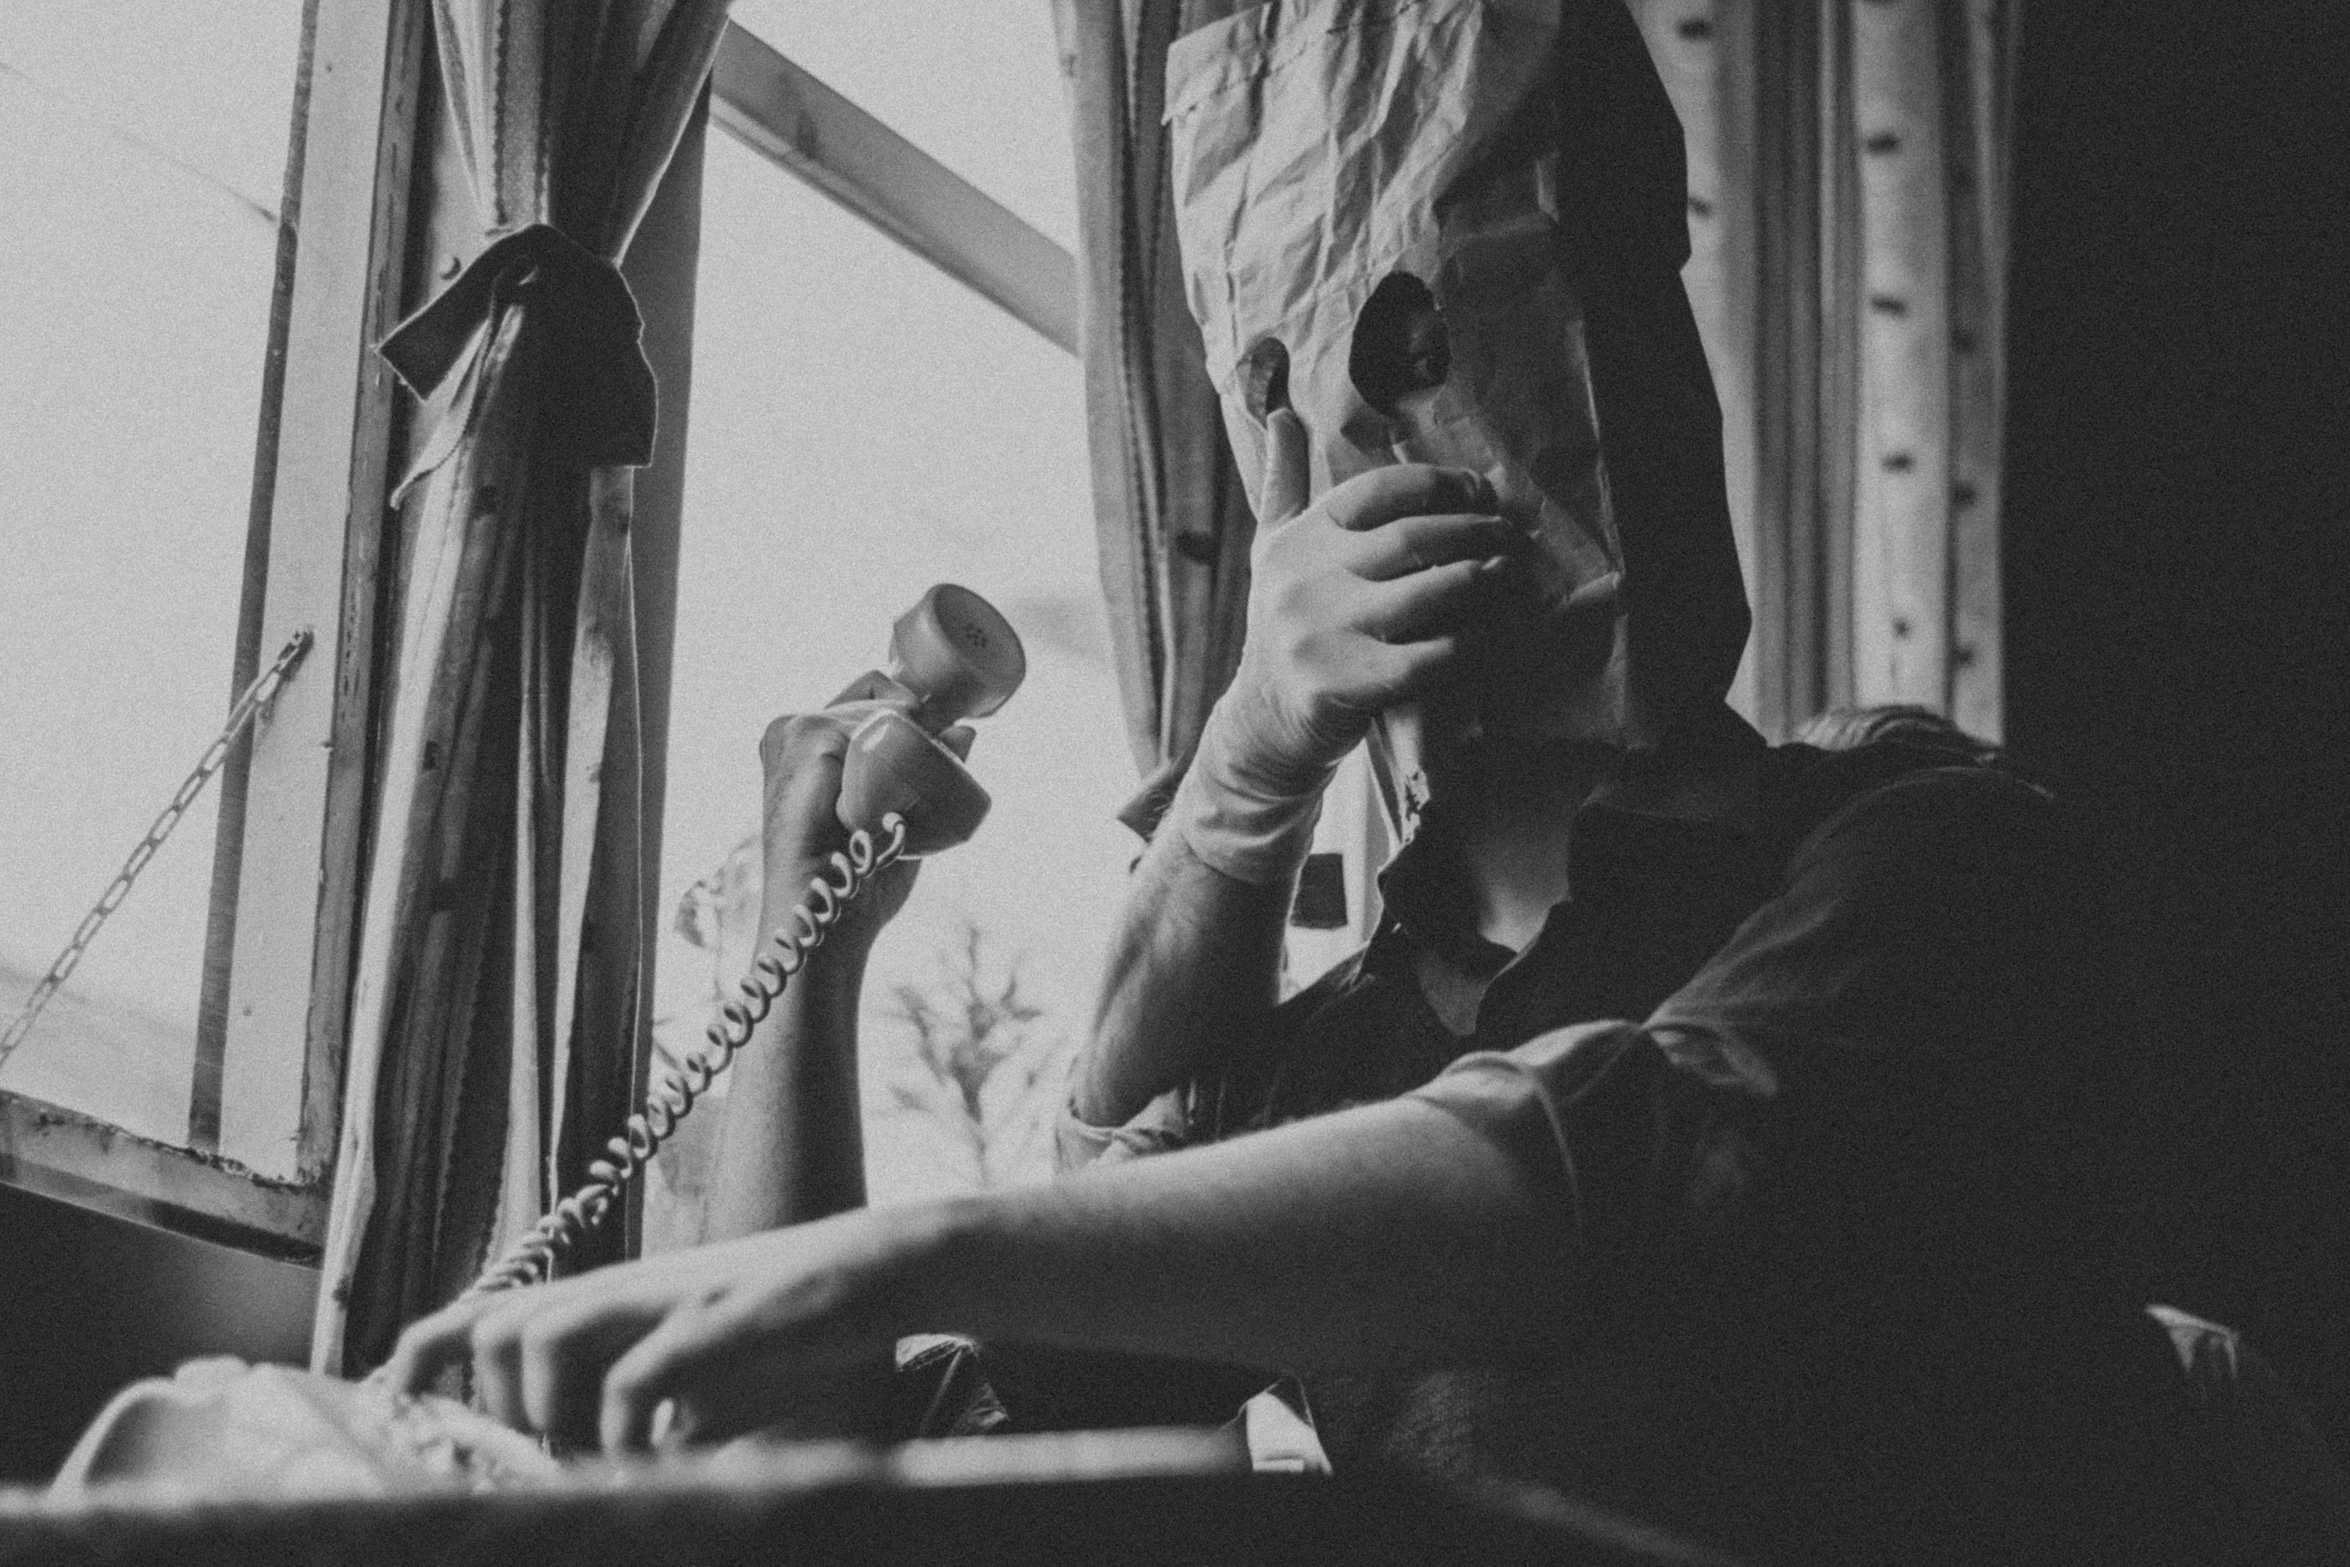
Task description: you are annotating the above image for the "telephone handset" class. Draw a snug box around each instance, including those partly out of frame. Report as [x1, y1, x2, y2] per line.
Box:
[828, 583, 1025, 857]
[464, 584, 1026, 1297]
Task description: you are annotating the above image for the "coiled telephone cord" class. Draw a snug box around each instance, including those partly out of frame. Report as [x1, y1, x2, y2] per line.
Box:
[461, 813, 911, 1299]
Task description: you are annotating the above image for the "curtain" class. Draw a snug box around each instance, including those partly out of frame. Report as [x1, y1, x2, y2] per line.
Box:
[313, 0, 731, 1376]
[1051, 0, 1260, 827]
[1626, 0, 2018, 739]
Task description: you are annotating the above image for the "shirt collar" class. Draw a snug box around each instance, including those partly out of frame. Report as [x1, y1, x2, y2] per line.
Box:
[1372, 701, 1767, 973]
[1582, 699, 1768, 832]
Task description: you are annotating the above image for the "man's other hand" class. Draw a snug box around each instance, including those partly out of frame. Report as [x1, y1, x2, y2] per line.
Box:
[1223, 408, 1527, 789]
[382, 1207, 934, 1453]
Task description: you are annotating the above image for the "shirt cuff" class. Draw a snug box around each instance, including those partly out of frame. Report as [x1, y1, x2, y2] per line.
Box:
[1054, 1088, 1192, 1171]
[1411, 1019, 1785, 1337]
[1409, 1021, 1652, 1246]
[1410, 1019, 1690, 1343]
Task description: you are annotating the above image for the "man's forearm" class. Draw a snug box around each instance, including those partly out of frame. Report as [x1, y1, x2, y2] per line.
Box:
[1075, 823, 1293, 1129]
[702, 929, 870, 1242]
[904, 1096, 1573, 1376]
[384, 1050, 1576, 1444]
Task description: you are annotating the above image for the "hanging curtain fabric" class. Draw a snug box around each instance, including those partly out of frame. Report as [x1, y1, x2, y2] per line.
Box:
[314, 0, 732, 1376]
[1625, 0, 2018, 739]
[1051, 0, 1260, 829]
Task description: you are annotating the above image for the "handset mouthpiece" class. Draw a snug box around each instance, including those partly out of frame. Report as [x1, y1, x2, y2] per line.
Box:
[837, 709, 991, 856]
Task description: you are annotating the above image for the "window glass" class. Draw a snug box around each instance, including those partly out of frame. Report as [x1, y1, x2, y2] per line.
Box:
[0, 5, 302, 1145]
[728, 0, 1077, 249]
[649, 131, 1129, 1244]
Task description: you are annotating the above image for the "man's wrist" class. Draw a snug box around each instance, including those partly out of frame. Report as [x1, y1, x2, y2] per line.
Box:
[876, 1196, 992, 1340]
[1168, 696, 1336, 886]
[761, 850, 840, 909]
[761, 862, 883, 955]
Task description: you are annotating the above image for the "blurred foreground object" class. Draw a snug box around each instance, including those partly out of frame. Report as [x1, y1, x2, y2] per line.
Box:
[4, 1358, 1744, 1564]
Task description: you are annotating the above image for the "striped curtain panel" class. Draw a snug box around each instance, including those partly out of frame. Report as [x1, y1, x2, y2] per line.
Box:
[314, 0, 731, 1375]
[1627, 0, 2019, 739]
[1050, 0, 1260, 826]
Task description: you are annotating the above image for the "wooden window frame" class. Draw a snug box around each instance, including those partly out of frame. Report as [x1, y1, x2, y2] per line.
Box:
[708, 22, 1077, 356]
[0, 0, 431, 1257]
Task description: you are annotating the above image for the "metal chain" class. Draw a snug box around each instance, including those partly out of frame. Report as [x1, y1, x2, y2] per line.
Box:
[0, 627, 315, 1071]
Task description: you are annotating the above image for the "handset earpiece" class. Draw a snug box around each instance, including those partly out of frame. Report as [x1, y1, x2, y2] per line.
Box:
[884, 583, 1025, 728]
[832, 584, 1025, 856]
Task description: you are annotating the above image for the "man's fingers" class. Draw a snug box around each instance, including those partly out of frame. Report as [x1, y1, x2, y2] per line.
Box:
[1359, 557, 1512, 643]
[1355, 636, 1463, 708]
[759, 711, 854, 777]
[599, 1305, 730, 1453]
[1259, 407, 1310, 527]
[1345, 513, 1529, 582]
[1322, 464, 1495, 534]
[519, 1296, 670, 1450]
[1554, 570, 1625, 625]
[470, 1308, 529, 1432]
[383, 1301, 487, 1396]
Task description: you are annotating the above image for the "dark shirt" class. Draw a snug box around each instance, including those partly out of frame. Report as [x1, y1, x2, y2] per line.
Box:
[1182, 734, 2213, 1564]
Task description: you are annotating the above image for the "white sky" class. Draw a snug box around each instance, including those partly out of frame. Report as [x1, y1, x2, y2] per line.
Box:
[0, 3, 1131, 1191]
[0, 3, 300, 1140]
[662, 1, 1126, 1205]
[731, 0, 1079, 251]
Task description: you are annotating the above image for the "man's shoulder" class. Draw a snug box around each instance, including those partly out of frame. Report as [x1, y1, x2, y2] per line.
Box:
[1652, 742, 2117, 1071]
[1759, 740, 2067, 872]
[1738, 742, 2107, 988]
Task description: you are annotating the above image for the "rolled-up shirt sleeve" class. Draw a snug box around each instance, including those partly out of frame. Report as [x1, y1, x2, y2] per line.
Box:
[1411, 1020, 1778, 1335]
[1054, 1087, 1194, 1172]
[1408, 767, 2105, 1333]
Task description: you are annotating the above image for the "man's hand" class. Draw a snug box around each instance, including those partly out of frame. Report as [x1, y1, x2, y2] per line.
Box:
[1218, 408, 1527, 792]
[1075, 410, 1539, 1118]
[757, 702, 974, 948]
[383, 1206, 936, 1453]
[1160, 409, 1532, 886]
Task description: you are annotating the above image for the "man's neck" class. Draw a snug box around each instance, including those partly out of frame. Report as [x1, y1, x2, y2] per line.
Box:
[1443, 742, 1609, 954]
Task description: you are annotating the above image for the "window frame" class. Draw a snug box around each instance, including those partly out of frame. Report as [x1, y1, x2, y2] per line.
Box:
[706, 23, 1076, 355]
[0, 0, 431, 1255]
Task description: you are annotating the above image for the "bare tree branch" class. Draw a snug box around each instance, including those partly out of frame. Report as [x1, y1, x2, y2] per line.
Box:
[873, 913, 1077, 1189]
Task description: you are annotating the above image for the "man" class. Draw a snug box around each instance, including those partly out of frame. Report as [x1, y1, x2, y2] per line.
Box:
[385, 411, 2241, 1567]
[385, 4, 2247, 1558]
